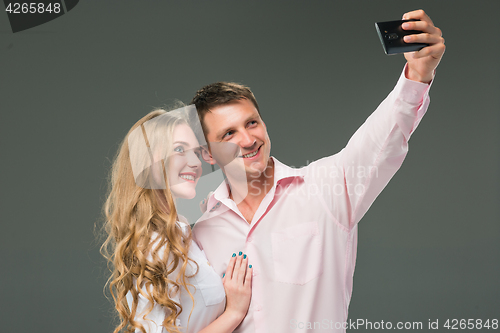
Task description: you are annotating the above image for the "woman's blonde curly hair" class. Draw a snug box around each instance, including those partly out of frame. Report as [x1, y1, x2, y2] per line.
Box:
[100, 109, 198, 333]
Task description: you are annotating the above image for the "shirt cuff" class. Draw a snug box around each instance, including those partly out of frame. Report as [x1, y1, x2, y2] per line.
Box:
[396, 63, 433, 105]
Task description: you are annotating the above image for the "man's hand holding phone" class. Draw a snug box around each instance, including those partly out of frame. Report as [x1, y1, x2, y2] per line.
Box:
[401, 9, 446, 84]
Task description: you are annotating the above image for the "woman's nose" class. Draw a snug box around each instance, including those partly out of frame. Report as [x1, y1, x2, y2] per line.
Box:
[187, 149, 202, 168]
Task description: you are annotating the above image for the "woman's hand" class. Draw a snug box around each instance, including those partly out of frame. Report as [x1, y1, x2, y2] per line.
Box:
[222, 252, 253, 322]
[198, 253, 252, 333]
[199, 191, 214, 213]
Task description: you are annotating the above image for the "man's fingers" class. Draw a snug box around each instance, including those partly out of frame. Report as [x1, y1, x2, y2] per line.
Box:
[401, 12, 445, 60]
[434, 26, 442, 37]
[408, 43, 446, 59]
[403, 33, 444, 46]
[402, 9, 433, 25]
[402, 20, 438, 35]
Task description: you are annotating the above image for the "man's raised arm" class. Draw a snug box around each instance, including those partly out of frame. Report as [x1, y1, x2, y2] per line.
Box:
[310, 9, 445, 231]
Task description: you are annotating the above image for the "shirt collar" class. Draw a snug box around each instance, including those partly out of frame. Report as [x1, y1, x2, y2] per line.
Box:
[205, 179, 230, 209]
[272, 156, 304, 184]
[197, 157, 304, 222]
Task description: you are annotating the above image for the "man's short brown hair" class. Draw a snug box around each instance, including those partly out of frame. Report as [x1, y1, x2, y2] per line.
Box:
[190, 82, 260, 135]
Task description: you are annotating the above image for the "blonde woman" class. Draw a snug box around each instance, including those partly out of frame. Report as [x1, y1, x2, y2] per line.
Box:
[101, 107, 252, 333]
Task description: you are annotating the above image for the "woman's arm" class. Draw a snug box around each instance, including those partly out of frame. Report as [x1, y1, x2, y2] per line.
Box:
[199, 253, 253, 333]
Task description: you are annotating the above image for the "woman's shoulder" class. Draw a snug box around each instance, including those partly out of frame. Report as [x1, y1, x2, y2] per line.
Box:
[177, 215, 190, 228]
[150, 218, 189, 243]
[148, 219, 196, 262]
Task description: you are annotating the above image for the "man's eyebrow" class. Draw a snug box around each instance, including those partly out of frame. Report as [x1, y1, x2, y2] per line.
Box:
[214, 115, 259, 140]
[173, 141, 189, 146]
[215, 126, 233, 140]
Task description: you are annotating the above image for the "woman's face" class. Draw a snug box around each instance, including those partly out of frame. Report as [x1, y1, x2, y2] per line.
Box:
[167, 123, 203, 199]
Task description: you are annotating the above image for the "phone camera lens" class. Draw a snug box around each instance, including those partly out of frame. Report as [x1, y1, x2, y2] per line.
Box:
[386, 33, 399, 40]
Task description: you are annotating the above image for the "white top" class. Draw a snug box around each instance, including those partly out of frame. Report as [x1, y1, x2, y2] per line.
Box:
[126, 220, 226, 333]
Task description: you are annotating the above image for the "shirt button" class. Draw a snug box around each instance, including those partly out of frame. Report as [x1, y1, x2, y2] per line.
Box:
[247, 236, 253, 242]
[255, 305, 262, 311]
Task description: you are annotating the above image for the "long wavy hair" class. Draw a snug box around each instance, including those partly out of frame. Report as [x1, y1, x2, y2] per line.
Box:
[100, 109, 198, 333]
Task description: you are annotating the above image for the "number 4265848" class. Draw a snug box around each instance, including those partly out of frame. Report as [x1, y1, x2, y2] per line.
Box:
[5, 3, 62, 14]
[443, 319, 498, 330]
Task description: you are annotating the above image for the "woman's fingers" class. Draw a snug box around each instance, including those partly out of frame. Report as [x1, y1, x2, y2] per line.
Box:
[222, 252, 253, 320]
[237, 254, 248, 285]
[225, 252, 252, 285]
[227, 252, 243, 281]
[225, 253, 237, 280]
[244, 264, 253, 287]
[236, 252, 243, 273]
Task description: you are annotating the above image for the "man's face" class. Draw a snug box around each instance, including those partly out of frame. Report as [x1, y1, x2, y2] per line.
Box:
[203, 98, 271, 178]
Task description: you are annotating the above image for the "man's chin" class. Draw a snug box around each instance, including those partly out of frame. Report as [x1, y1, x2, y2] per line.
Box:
[245, 161, 268, 178]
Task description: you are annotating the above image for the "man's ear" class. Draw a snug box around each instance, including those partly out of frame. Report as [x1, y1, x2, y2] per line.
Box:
[260, 118, 267, 131]
[201, 147, 217, 165]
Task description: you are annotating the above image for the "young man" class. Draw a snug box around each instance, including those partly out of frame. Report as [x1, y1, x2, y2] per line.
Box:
[191, 10, 445, 333]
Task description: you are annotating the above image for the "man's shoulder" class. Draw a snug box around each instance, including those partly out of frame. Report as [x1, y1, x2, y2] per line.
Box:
[273, 154, 343, 182]
[193, 203, 231, 228]
[272, 156, 305, 179]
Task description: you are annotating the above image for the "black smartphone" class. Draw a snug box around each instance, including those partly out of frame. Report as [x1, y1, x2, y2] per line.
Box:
[375, 19, 428, 55]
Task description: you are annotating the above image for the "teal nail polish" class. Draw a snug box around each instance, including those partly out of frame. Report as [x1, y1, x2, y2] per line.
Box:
[238, 251, 242, 256]
[232, 253, 236, 257]
[243, 254, 247, 259]
[249, 265, 252, 268]
[223, 273, 225, 277]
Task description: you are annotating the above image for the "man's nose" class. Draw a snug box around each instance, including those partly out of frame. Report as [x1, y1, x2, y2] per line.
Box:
[239, 130, 256, 148]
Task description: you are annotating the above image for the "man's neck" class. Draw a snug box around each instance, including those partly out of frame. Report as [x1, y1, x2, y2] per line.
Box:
[228, 158, 275, 223]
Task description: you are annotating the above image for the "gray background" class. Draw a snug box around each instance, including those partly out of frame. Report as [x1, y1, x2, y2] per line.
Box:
[1, 0, 498, 332]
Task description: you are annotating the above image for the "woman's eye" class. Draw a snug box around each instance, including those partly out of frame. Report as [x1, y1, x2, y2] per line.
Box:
[174, 146, 185, 153]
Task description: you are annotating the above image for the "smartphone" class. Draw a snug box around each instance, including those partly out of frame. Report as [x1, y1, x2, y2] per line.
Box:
[375, 19, 428, 55]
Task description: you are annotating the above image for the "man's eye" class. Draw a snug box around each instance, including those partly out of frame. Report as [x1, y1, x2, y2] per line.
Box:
[248, 120, 258, 127]
[223, 131, 234, 139]
[174, 146, 185, 153]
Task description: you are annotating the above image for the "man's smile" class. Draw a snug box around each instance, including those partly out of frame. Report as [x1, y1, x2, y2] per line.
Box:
[239, 145, 262, 159]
